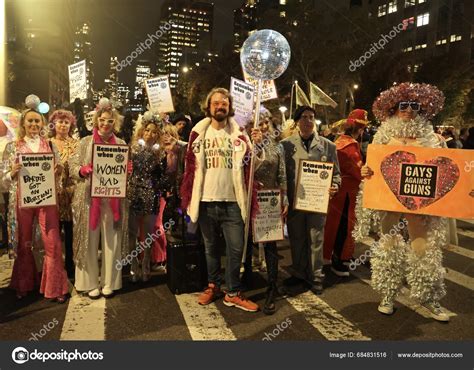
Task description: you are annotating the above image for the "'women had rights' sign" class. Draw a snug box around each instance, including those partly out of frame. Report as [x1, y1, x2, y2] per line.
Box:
[91, 144, 129, 198]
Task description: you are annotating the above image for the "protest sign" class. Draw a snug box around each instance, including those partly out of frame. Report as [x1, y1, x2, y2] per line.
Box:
[69, 60, 87, 103]
[91, 144, 129, 198]
[253, 189, 284, 243]
[230, 77, 255, 127]
[144, 76, 174, 113]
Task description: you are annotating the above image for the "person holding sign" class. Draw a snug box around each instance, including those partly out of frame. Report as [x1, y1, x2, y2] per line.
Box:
[3, 97, 68, 302]
[127, 111, 168, 283]
[281, 106, 341, 295]
[324, 109, 368, 277]
[355, 82, 450, 321]
[70, 98, 130, 299]
[243, 106, 288, 315]
[49, 110, 79, 279]
[180, 88, 264, 312]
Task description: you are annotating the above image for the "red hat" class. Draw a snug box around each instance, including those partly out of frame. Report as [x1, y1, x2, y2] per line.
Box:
[345, 109, 369, 128]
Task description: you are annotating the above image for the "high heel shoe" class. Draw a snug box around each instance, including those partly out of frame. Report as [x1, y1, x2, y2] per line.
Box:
[55, 295, 67, 304]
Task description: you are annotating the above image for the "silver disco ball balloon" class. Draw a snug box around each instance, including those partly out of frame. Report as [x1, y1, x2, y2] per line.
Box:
[240, 29, 291, 80]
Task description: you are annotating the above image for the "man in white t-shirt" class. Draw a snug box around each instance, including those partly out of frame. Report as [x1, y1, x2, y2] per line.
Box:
[180, 87, 263, 312]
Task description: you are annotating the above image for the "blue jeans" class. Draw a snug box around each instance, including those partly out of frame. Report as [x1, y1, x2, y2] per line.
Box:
[198, 202, 244, 293]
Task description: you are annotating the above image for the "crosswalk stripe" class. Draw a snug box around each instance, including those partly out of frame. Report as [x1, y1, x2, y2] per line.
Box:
[286, 292, 371, 341]
[350, 269, 457, 319]
[459, 219, 474, 226]
[445, 268, 474, 291]
[60, 293, 106, 340]
[457, 229, 474, 240]
[175, 293, 237, 341]
[444, 243, 474, 259]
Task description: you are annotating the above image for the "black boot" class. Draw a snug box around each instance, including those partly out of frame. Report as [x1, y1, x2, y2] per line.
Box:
[263, 283, 278, 315]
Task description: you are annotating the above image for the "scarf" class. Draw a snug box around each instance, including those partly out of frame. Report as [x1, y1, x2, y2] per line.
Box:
[89, 128, 120, 230]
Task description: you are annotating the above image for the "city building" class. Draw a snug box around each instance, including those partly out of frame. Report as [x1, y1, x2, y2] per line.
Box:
[156, 0, 214, 89]
[73, 22, 94, 103]
[5, 0, 75, 108]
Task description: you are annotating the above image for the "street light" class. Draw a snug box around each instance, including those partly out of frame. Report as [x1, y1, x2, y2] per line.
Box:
[353, 84, 359, 90]
[182, 66, 189, 73]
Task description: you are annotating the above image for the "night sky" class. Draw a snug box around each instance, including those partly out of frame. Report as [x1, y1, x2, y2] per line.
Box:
[77, 0, 245, 89]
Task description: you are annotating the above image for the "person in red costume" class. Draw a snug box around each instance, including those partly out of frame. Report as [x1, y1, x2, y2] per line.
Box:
[323, 109, 368, 277]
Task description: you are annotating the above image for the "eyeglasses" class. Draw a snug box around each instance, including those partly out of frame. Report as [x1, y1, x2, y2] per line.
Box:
[98, 118, 115, 125]
[399, 101, 421, 112]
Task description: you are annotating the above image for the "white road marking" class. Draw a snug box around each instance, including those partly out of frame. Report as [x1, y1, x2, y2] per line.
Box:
[175, 293, 236, 341]
[286, 292, 371, 341]
[60, 293, 106, 340]
[445, 268, 474, 291]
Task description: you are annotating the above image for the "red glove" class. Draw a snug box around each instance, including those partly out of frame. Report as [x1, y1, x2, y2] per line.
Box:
[80, 163, 93, 177]
[127, 160, 133, 175]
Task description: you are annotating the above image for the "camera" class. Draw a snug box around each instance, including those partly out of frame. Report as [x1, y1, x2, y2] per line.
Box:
[15, 350, 29, 361]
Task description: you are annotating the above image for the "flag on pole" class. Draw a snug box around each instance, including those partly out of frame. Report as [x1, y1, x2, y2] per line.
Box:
[295, 83, 311, 107]
[310, 82, 337, 109]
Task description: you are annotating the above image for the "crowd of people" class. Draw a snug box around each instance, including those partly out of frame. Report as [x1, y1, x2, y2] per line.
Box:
[1, 81, 470, 323]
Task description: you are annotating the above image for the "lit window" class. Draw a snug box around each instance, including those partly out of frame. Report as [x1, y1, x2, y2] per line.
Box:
[280, 11, 286, 17]
[280, 0, 286, 4]
[388, 1, 397, 13]
[378, 4, 387, 17]
[417, 12, 429, 26]
[405, 0, 416, 7]
[450, 34, 462, 42]
[418, 0, 426, 3]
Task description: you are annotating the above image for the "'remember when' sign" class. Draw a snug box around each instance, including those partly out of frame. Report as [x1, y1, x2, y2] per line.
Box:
[91, 144, 129, 198]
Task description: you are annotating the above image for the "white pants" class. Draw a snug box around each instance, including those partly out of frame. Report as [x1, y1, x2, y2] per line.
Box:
[75, 201, 122, 292]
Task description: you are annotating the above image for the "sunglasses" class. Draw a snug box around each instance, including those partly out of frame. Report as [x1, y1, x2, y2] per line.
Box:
[98, 118, 115, 125]
[398, 101, 421, 112]
[26, 118, 42, 124]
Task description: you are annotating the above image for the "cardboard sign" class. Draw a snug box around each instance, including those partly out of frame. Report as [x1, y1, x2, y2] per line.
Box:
[253, 189, 284, 243]
[363, 144, 474, 218]
[144, 76, 174, 113]
[68, 60, 87, 103]
[242, 70, 278, 102]
[294, 160, 334, 214]
[91, 144, 129, 198]
[18, 153, 57, 208]
[230, 77, 255, 127]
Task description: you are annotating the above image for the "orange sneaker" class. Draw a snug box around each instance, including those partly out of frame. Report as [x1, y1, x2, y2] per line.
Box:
[223, 292, 259, 312]
[198, 283, 222, 305]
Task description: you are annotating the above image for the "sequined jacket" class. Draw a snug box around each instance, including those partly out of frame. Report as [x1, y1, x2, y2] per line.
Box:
[51, 137, 79, 222]
[128, 143, 169, 215]
[254, 139, 287, 192]
[69, 135, 129, 268]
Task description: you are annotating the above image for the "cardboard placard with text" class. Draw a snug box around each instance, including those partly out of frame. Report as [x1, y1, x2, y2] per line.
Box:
[18, 153, 57, 208]
[363, 144, 474, 219]
[253, 189, 284, 243]
[91, 144, 129, 199]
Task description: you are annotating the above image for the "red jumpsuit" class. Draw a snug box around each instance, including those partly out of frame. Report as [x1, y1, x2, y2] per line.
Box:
[324, 135, 363, 261]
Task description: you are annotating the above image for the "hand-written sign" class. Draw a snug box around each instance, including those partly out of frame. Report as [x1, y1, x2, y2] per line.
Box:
[19, 153, 57, 208]
[230, 77, 255, 128]
[68, 60, 87, 103]
[91, 144, 129, 198]
[144, 76, 174, 113]
[242, 70, 278, 102]
[294, 160, 334, 214]
[253, 189, 284, 243]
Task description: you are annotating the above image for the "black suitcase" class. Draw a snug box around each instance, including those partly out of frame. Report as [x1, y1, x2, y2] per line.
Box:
[166, 219, 207, 294]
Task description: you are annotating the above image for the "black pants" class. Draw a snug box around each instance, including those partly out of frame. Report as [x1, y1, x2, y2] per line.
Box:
[243, 240, 279, 285]
[333, 195, 350, 261]
[60, 221, 74, 277]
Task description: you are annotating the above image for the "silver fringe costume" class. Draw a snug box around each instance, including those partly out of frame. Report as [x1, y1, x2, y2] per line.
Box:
[354, 115, 448, 304]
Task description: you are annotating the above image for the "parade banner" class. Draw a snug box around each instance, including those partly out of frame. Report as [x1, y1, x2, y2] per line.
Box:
[294, 160, 334, 214]
[242, 70, 278, 102]
[68, 60, 87, 103]
[253, 189, 284, 243]
[91, 144, 129, 199]
[230, 77, 255, 127]
[144, 76, 174, 113]
[363, 144, 474, 218]
[18, 153, 57, 208]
